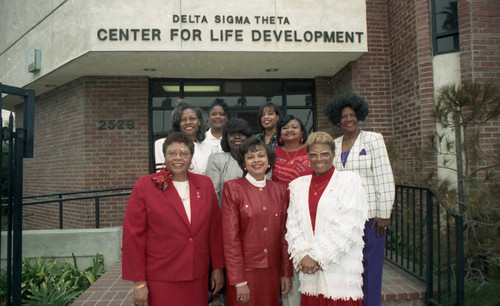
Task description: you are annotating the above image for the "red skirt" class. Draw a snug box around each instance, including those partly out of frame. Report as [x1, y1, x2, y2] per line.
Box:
[147, 274, 208, 306]
[301, 294, 362, 306]
[227, 265, 281, 306]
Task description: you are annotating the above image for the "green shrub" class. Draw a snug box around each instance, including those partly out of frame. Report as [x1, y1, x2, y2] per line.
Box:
[387, 80, 500, 305]
[23, 275, 81, 306]
[0, 253, 105, 305]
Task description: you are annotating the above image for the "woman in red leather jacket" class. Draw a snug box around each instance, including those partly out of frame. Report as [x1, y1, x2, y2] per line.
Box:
[221, 136, 293, 305]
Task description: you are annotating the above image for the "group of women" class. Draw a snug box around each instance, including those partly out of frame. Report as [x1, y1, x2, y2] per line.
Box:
[122, 92, 395, 306]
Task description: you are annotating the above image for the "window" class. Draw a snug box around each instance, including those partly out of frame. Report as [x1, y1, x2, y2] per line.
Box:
[432, 0, 459, 55]
[149, 79, 315, 171]
[150, 79, 315, 136]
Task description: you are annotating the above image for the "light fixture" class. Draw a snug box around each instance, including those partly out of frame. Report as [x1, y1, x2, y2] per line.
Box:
[163, 85, 180, 92]
[266, 68, 279, 73]
[28, 49, 41, 72]
[162, 85, 221, 93]
[144, 68, 157, 72]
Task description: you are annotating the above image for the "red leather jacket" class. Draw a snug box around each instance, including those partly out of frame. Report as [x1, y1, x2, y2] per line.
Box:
[221, 178, 293, 286]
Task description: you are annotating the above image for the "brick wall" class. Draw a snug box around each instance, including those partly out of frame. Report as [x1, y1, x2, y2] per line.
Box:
[314, 76, 335, 135]
[322, 65, 354, 138]
[81, 77, 149, 228]
[387, 0, 421, 152]
[316, 0, 437, 182]
[458, 0, 500, 173]
[352, 0, 393, 140]
[387, 0, 436, 174]
[459, 0, 500, 84]
[21, 76, 149, 229]
[317, 0, 394, 140]
[21, 80, 87, 195]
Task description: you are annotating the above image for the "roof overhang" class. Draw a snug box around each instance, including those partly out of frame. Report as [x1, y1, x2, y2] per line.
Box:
[2, 50, 363, 109]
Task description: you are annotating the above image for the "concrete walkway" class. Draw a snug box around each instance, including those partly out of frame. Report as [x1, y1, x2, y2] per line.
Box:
[72, 260, 425, 305]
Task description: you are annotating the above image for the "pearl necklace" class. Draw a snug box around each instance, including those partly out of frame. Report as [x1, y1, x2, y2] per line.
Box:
[173, 180, 190, 201]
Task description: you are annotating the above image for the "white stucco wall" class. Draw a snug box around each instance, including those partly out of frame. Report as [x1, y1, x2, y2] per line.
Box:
[1, 227, 122, 270]
[0, 0, 367, 97]
[432, 52, 461, 184]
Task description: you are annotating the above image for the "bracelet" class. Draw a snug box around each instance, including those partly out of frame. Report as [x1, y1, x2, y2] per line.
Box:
[235, 281, 247, 288]
[134, 282, 147, 289]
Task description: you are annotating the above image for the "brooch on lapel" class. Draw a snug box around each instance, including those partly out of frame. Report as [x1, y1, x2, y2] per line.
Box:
[151, 169, 173, 190]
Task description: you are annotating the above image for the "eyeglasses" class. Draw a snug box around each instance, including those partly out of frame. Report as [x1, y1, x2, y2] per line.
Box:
[165, 150, 191, 158]
[307, 151, 333, 160]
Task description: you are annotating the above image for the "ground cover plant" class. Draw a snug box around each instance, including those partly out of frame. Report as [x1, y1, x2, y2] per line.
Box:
[0, 252, 105, 305]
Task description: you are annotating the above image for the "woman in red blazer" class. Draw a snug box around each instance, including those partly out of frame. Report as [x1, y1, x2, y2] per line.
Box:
[122, 132, 225, 306]
[222, 136, 293, 305]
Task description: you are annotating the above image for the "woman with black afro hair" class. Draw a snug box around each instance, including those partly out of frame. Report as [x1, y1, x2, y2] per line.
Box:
[325, 92, 395, 306]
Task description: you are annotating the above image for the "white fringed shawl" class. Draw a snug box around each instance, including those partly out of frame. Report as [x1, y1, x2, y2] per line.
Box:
[285, 170, 368, 300]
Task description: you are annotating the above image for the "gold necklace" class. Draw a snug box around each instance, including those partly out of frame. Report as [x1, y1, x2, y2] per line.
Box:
[283, 146, 300, 164]
[312, 180, 329, 196]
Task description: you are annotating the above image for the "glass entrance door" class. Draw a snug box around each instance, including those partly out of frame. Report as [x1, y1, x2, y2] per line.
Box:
[230, 108, 260, 134]
[150, 79, 316, 171]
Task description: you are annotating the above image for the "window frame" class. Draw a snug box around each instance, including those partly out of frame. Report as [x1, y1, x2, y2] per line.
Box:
[148, 78, 316, 173]
[431, 0, 460, 55]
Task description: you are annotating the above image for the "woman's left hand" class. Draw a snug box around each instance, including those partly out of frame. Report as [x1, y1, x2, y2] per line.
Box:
[297, 255, 321, 274]
[372, 217, 390, 238]
[280, 276, 292, 294]
[211, 268, 225, 295]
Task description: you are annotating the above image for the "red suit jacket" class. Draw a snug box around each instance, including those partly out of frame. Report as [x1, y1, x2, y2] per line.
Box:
[221, 178, 293, 286]
[122, 172, 224, 282]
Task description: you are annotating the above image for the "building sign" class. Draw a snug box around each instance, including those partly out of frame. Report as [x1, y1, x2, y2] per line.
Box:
[93, 0, 367, 52]
[97, 15, 364, 44]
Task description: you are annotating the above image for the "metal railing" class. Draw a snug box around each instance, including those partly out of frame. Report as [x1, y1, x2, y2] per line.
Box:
[2, 187, 132, 229]
[385, 185, 464, 306]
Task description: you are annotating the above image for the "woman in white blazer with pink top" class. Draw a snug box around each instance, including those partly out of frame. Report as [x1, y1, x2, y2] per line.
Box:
[325, 93, 395, 306]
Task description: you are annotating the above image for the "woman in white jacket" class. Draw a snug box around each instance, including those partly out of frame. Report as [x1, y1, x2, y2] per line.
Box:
[286, 131, 368, 306]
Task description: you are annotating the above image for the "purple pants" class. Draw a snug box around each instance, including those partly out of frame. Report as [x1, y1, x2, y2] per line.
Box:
[362, 218, 385, 306]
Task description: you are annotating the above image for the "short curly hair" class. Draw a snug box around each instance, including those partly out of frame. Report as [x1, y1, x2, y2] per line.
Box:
[275, 115, 308, 146]
[162, 132, 195, 155]
[236, 136, 276, 176]
[305, 131, 335, 153]
[324, 92, 369, 126]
